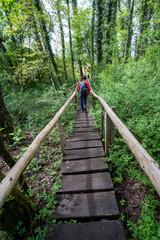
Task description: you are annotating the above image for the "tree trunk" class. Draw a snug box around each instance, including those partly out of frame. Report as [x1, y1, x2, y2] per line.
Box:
[34, 0, 62, 88]
[0, 171, 33, 238]
[138, 0, 153, 57]
[78, 59, 83, 77]
[124, 0, 135, 61]
[106, 0, 112, 63]
[97, 0, 103, 64]
[0, 83, 14, 136]
[0, 132, 29, 192]
[66, 0, 75, 84]
[57, 0, 68, 82]
[91, 0, 95, 74]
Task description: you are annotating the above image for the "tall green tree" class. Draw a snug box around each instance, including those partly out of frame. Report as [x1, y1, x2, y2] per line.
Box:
[96, 0, 103, 64]
[34, 0, 62, 88]
[66, 0, 75, 83]
[56, 0, 68, 82]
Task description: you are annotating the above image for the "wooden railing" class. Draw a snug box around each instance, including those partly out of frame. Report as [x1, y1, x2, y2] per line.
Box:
[90, 84, 160, 197]
[0, 90, 77, 209]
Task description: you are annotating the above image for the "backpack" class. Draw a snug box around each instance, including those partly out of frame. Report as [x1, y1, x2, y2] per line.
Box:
[80, 81, 87, 95]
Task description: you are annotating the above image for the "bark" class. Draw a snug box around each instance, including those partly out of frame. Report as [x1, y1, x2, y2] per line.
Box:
[0, 171, 33, 238]
[66, 0, 75, 84]
[106, 0, 112, 63]
[78, 59, 83, 77]
[0, 132, 29, 192]
[97, 0, 103, 64]
[57, 1, 68, 82]
[32, 15, 44, 52]
[34, 0, 62, 88]
[91, 0, 95, 74]
[2, 0, 17, 51]
[72, 0, 77, 15]
[138, 0, 153, 56]
[0, 83, 14, 136]
[124, 0, 135, 61]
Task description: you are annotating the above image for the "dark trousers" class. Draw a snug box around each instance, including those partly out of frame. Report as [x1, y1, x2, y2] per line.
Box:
[80, 94, 88, 111]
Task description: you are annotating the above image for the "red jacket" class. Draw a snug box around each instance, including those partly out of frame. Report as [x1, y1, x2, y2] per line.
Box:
[78, 80, 90, 95]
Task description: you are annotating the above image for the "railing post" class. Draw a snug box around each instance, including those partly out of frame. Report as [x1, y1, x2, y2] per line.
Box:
[101, 105, 104, 139]
[105, 112, 111, 157]
[73, 96, 75, 119]
[111, 106, 116, 145]
[92, 95, 95, 108]
[58, 118, 64, 154]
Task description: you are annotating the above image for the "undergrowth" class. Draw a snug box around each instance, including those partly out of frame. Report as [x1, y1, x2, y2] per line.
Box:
[90, 58, 160, 239]
[1, 84, 77, 239]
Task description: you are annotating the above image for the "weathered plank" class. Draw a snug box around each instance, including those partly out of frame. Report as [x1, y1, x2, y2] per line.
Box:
[73, 127, 98, 132]
[58, 172, 113, 193]
[54, 191, 119, 220]
[66, 140, 102, 150]
[74, 123, 94, 128]
[61, 157, 108, 174]
[64, 147, 105, 160]
[67, 132, 100, 142]
[45, 221, 126, 240]
[74, 119, 95, 124]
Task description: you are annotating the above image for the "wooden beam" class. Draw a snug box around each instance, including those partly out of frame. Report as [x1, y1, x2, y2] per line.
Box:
[91, 90, 160, 196]
[111, 106, 116, 145]
[100, 105, 104, 139]
[0, 91, 76, 209]
[58, 118, 65, 154]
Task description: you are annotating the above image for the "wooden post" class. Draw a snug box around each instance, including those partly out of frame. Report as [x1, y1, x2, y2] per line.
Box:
[92, 95, 95, 108]
[101, 105, 104, 139]
[73, 97, 75, 119]
[58, 118, 64, 154]
[111, 106, 116, 145]
[105, 112, 111, 157]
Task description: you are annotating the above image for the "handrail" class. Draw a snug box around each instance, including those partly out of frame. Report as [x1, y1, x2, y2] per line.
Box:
[90, 89, 160, 197]
[0, 90, 77, 209]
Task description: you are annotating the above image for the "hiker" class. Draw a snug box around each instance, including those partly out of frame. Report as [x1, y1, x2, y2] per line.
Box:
[78, 75, 90, 112]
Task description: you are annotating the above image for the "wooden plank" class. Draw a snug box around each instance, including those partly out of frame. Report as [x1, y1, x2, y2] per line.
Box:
[73, 127, 98, 132]
[74, 123, 94, 128]
[61, 158, 108, 174]
[54, 191, 119, 220]
[58, 172, 113, 193]
[65, 140, 102, 150]
[64, 147, 105, 160]
[45, 221, 126, 240]
[67, 132, 100, 141]
[74, 119, 94, 124]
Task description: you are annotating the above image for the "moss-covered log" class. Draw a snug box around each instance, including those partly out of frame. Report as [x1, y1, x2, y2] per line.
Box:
[0, 171, 33, 238]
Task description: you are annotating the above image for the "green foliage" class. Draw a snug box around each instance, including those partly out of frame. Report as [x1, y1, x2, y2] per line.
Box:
[128, 195, 160, 240]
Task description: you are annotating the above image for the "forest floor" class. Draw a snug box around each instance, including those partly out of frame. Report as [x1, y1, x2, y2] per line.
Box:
[1, 131, 159, 239]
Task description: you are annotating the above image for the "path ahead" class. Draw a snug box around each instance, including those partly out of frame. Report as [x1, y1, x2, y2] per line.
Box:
[46, 111, 126, 240]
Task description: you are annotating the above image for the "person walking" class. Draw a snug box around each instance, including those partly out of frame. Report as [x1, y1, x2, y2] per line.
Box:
[78, 75, 90, 112]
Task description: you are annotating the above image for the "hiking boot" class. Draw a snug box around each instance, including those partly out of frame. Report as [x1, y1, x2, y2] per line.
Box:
[84, 107, 87, 112]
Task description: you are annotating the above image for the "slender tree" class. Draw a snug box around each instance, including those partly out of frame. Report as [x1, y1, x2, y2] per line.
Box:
[138, 0, 153, 56]
[97, 0, 103, 64]
[91, 0, 95, 74]
[56, 0, 68, 82]
[124, 0, 135, 61]
[34, 0, 62, 88]
[66, 0, 75, 84]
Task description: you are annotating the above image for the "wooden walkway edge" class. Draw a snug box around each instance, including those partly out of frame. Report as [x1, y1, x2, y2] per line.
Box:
[46, 110, 126, 240]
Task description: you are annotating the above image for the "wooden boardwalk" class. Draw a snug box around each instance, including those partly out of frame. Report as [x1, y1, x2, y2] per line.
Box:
[46, 111, 126, 240]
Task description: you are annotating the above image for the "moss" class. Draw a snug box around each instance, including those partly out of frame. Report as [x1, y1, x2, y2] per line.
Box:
[0, 172, 34, 238]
